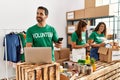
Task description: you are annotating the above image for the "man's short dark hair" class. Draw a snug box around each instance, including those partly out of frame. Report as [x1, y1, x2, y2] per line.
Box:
[37, 6, 49, 16]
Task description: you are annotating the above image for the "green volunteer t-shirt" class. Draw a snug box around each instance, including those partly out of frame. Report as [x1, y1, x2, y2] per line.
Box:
[26, 24, 58, 61]
[71, 32, 86, 45]
[89, 31, 105, 44]
[18, 33, 26, 62]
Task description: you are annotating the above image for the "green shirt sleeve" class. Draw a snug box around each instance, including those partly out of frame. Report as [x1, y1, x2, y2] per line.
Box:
[89, 32, 95, 40]
[71, 32, 77, 42]
[52, 27, 58, 42]
[89, 31, 105, 44]
[26, 28, 33, 43]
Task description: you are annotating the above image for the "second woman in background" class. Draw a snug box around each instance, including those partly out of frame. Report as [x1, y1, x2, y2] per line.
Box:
[88, 22, 107, 61]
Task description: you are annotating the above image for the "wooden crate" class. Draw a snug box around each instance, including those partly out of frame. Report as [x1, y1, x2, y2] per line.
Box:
[16, 62, 60, 80]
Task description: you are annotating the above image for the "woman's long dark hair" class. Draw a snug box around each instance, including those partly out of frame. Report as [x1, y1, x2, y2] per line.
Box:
[75, 20, 87, 41]
[94, 22, 106, 37]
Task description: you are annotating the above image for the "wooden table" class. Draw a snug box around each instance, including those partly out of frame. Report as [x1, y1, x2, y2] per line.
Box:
[61, 61, 120, 80]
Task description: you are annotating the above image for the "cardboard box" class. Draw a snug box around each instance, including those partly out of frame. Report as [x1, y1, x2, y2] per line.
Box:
[54, 48, 70, 65]
[85, 0, 95, 9]
[66, 11, 74, 20]
[84, 5, 115, 18]
[94, 5, 115, 17]
[112, 50, 120, 61]
[98, 47, 120, 63]
[98, 47, 110, 62]
[67, 25, 76, 34]
[60, 48, 70, 59]
[54, 50, 60, 61]
[94, 5, 109, 17]
[85, 8, 95, 18]
[74, 9, 85, 19]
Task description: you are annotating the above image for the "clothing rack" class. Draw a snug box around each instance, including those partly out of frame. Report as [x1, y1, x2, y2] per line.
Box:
[0, 28, 26, 80]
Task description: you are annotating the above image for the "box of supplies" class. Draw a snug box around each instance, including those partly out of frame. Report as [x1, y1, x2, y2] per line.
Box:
[98, 47, 120, 63]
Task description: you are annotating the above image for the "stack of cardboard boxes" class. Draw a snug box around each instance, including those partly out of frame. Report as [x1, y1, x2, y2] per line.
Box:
[66, 0, 115, 20]
[66, 0, 115, 46]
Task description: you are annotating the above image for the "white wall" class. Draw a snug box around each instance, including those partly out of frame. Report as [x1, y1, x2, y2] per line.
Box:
[0, 0, 84, 79]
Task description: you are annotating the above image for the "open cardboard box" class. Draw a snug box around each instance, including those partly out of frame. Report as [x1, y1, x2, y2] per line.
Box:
[98, 47, 120, 63]
[54, 48, 70, 65]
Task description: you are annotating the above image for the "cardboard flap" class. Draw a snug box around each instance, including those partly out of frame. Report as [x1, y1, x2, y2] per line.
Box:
[54, 51, 60, 60]
[98, 47, 108, 55]
[60, 48, 70, 59]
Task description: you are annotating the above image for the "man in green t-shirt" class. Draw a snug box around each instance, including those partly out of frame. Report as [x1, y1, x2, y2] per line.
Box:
[26, 6, 62, 61]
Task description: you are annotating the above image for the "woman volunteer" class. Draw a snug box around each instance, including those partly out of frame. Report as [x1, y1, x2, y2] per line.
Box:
[88, 22, 107, 60]
[71, 20, 89, 61]
[71, 20, 89, 49]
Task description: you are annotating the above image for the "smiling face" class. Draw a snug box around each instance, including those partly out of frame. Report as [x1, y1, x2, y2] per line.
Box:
[94, 22, 106, 35]
[36, 9, 48, 23]
[98, 24, 105, 33]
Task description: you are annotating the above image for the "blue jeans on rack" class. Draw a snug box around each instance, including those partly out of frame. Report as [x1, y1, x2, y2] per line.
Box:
[90, 47, 99, 61]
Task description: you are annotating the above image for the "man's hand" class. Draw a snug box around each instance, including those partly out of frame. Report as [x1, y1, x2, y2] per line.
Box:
[26, 43, 32, 47]
[55, 41, 62, 48]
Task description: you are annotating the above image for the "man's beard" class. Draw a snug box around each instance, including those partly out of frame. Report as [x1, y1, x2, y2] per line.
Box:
[37, 17, 43, 23]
